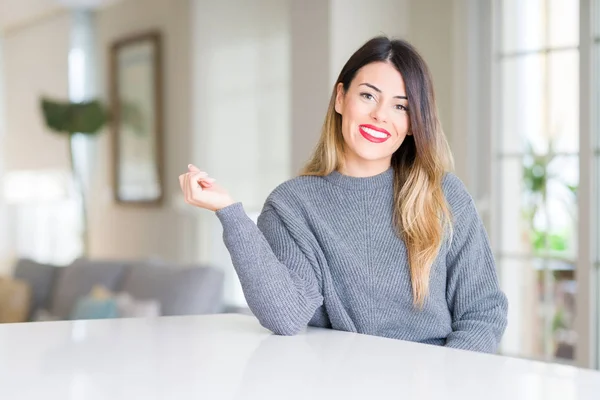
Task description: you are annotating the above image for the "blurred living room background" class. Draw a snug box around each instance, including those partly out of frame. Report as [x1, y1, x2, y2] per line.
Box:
[0, 0, 598, 370]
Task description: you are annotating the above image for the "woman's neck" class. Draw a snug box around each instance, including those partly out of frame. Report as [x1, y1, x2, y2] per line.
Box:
[339, 158, 392, 178]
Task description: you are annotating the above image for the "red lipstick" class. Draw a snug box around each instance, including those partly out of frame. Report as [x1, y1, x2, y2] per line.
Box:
[359, 124, 391, 143]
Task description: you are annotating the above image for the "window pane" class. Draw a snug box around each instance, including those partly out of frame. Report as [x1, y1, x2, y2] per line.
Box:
[593, 28, 600, 371]
[548, 0, 579, 48]
[501, 55, 546, 154]
[501, 157, 531, 256]
[498, 0, 581, 366]
[596, 156, 600, 264]
[537, 258, 577, 361]
[595, 40, 600, 369]
[595, 44, 600, 151]
[597, 264, 600, 368]
[549, 50, 579, 153]
[545, 155, 579, 259]
[502, 0, 545, 54]
[595, 0, 600, 37]
[499, 257, 545, 359]
[501, 257, 577, 361]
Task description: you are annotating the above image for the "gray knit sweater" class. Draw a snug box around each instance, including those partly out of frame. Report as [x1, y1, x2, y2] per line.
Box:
[216, 168, 508, 353]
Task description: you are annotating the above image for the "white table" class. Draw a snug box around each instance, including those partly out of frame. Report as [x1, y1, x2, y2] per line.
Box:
[0, 314, 598, 399]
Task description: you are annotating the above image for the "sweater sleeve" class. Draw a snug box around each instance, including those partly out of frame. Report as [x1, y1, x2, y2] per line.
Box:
[444, 197, 509, 353]
[215, 202, 324, 335]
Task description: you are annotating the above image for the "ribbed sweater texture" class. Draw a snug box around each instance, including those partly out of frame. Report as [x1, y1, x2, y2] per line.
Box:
[216, 168, 508, 353]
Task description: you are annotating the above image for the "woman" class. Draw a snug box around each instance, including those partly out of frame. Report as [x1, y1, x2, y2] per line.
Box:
[179, 36, 508, 353]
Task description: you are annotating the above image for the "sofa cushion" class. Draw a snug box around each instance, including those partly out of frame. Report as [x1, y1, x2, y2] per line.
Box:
[69, 293, 119, 320]
[0, 277, 32, 323]
[13, 258, 61, 320]
[50, 259, 129, 319]
[115, 292, 161, 318]
[120, 264, 224, 316]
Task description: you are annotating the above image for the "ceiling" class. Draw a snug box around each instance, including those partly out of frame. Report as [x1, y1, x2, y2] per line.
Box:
[0, 0, 123, 32]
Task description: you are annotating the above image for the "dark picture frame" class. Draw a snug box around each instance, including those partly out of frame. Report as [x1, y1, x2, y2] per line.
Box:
[109, 30, 164, 206]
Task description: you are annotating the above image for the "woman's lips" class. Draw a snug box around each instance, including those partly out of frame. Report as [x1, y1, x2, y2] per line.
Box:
[359, 124, 391, 143]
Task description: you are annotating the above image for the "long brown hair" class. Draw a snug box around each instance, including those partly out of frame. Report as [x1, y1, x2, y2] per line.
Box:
[302, 36, 454, 307]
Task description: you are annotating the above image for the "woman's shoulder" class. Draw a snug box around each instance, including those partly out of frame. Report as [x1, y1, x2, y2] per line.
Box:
[442, 172, 475, 215]
[263, 175, 327, 211]
[441, 172, 467, 194]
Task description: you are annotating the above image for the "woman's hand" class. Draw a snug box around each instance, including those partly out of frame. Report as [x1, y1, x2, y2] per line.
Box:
[178, 164, 235, 212]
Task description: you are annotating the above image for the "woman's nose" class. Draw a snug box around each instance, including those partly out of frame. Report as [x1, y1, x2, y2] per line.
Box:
[370, 105, 387, 123]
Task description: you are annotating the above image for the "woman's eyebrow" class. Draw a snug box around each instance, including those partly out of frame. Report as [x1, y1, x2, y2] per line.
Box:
[359, 82, 408, 100]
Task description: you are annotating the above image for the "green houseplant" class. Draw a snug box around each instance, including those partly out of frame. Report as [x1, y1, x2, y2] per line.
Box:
[522, 139, 577, 256]
[522, 138, 578, 358]
[40, 97, 109, 255]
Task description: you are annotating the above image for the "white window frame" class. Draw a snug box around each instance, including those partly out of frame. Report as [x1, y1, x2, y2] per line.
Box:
[463, 0, 598, 368]
[576, 0, 598, 370]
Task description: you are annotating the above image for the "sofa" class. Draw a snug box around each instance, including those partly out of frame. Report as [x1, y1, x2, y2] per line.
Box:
[7, 257, 225, 322]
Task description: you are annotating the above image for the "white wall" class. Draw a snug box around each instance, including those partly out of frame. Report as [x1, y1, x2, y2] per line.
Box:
[192, 0, 291, 213]
[0, 0, 63, 33]
[3, 12, 71, 172]
[406, 0, 457, 173]
[90, 0, 195, 262]
[192, 0, 292, 305]
[330, 0, 410, 85]
[289, 0, 330, 174]
[0, 34, 10, 274]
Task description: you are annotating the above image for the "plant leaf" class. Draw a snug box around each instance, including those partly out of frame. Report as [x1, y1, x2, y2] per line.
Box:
[40, 97, 108, 134]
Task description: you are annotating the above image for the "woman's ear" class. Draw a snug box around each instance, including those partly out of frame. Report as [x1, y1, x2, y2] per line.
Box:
[334, 82, 345, 114]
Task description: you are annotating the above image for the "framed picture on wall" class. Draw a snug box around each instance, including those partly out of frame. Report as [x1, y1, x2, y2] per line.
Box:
[109, 30, 164, 206]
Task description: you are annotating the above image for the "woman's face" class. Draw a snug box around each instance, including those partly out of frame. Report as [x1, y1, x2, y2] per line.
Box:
[335, 61, 411, 175]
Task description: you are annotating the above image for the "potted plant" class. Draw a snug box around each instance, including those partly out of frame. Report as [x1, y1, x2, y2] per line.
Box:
[40, 97, 108, 255]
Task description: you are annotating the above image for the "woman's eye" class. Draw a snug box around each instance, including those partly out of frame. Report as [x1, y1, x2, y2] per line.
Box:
[396, 104, 408, 111]
[360, 92, 374, 101]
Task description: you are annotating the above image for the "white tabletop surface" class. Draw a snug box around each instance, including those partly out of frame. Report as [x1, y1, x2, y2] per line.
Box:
[0, 314, 598, 400]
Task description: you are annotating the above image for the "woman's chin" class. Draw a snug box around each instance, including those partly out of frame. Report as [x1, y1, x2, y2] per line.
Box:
[353, 148, 395, 163]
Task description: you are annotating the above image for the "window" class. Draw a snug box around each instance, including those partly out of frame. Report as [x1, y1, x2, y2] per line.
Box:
[495, 0, 580, 362]
[592, 0, 600, 370]
[0, 10, 96, 267]
[3, 170, 83, 265]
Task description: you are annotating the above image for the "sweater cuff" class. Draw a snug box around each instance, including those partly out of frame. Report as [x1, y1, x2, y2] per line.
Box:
[215, 202, 255, 232]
